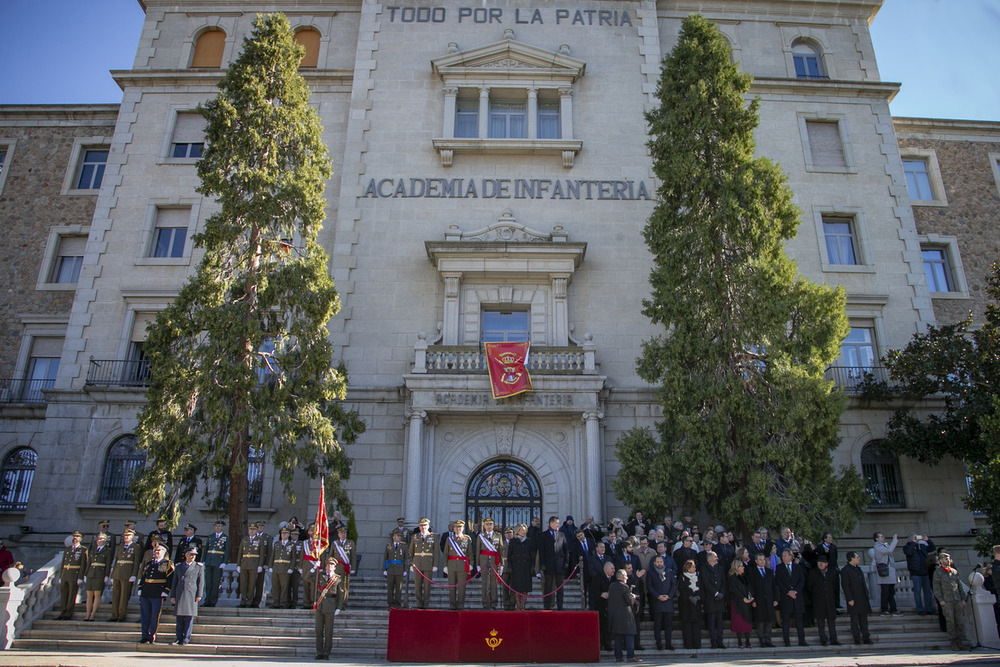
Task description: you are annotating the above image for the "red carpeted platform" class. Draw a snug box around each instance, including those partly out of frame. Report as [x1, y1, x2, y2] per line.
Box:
[387, 608, 600, 663]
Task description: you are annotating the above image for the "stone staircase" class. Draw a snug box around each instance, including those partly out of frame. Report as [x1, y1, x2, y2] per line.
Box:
[12, 573, 956, 659]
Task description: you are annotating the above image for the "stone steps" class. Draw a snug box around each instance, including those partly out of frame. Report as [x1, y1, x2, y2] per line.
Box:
[13, 576, 953, 659]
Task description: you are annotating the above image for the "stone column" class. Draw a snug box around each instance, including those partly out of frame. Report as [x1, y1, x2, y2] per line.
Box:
[583, 411, 603, 521]
[478, 87, 490, 139]
[527, 87, 538, 139]
[551, 273, 569, 345]
[404, 410, 428, 522]
[442, 87, 458, 138]
[442, 273, 461, 345]
[559, 87, 574, 140]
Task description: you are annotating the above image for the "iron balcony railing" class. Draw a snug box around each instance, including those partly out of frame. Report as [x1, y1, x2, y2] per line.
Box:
[0, 378, 54, 404]
[86, 359, 151, 388]
[824, 365, 889, 394]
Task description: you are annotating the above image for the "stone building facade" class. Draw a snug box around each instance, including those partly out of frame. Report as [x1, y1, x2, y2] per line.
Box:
[0, 0, 993, 570]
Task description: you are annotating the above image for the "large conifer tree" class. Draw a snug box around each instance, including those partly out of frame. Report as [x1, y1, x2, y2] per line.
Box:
[132, 14, 364, 546]
[613, 15, 865, 538]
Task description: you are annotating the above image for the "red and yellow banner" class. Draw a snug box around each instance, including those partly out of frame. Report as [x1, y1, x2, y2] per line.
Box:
[485, 342, 533, 399]
[313, 480, 329, 560]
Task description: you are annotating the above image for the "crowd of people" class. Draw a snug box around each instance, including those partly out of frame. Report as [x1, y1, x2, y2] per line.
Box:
[51, 511, 997, 659]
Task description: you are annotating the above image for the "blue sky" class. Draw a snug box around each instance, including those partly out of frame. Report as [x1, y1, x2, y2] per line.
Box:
[0, 0, 997, 122]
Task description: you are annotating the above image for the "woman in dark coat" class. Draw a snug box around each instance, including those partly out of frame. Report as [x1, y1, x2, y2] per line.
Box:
[507, 523, 533, 610]
[608, 568, 639, 662]
[728, 560, 754, 648]
[678, 559, 703, 649]
[646, 555, 677, 650]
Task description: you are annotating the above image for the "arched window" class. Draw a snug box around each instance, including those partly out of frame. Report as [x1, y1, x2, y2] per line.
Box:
[792, 40, 825, 79]
[191, 29, 226, 68]
[99, 435, 146, 504]
[861, 441, 904, 508]
[0, 447, 37, 511]
[466, 459, 542, 531]
[294, 28, 321, 68]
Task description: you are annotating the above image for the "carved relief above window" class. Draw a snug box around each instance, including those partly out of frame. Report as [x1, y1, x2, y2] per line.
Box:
[431, 34, 585, 168]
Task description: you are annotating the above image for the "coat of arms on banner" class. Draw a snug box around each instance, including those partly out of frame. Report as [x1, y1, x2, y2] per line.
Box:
[485, 342, 533, 399]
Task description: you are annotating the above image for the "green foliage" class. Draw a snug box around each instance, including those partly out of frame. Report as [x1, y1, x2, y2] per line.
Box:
[132, 14, 364, 543]
[860, 263, 1000, 554]
[613, 15, 865, 540]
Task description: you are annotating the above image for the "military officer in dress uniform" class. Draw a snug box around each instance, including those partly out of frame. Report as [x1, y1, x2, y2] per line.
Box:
[475, 517, 504, 610]
[270, 524, 299, 608]
[237, 522, 265, 607]
[301, 522, 324, 609]
[110, 527, 143, 621]
[58, 530, 88, 619]
[444, 519, 473, 610]
[383, 529, 408, 609]
[174, 523, 203, 563]
[90, 520, 116, 556]
[84, 532, 112, 621]
[288, 524, 303, 608]
[202, 520, 229, 607]
[252, 521, 272, 607]
[145, 518, 173, 554]
[138, 543, 173, 644]
[142, 534, 164, 566]
[123, 519, 143, 553]
[314, 559, 341, 660]
[409, 518, 439, 609]
[392, 517, 411, 545]
[331, 525, 356, 613]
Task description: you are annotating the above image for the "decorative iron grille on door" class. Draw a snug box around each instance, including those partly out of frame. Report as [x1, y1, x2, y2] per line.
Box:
[465, 459, 541, 531]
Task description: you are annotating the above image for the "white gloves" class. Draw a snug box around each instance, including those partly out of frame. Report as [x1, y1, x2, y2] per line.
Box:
[257, 566, 263, 573]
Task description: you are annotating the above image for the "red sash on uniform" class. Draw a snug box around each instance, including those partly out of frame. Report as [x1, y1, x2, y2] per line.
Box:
[448, 536, 470, 573]
[334, 542, 352, 575]
[478, 533, 501, 567]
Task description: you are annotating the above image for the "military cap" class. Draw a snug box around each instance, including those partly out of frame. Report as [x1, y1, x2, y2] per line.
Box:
[185, 546, 199, 555]
[214, 520, 225, 527]
[96, 532, 108, 540]
[150, 534, 162, 543]
[123, 519, 136, 526]
[123, 528, 135, 536]
[98, 519, 111, 526]
[337, 525, 348, 532]
[482, 517, 495, 525]
[418, 518, 430, 526]
[248, 522, 258, 530]
[72, 530, 83, 538]
[397, 517, 406, 522]
[280, 525, 291, 534]
[391, 529, 403, 537]
[453, 520, 466, 527]
[185, 523, 197, 532]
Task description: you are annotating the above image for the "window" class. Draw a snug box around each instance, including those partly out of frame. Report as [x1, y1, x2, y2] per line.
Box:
[805, 121, 845, 167]
[903, 158, 933, 200]
[455, 97, 478, 138]
[0, 140, 13, 196]
[899, 149, 946, 205]
[99, 435, 147, 504]
[922, 247, 953, 292]
[482, 310, 529, 343]
[839, 327, 876, 370]
[191, 29, 225, 68]
[49, 235, 87, 284]
[24, 355, 59, 402]
[489, 101, 527, 139]
[0, 146, 6, 176]
[861, 441, 904, 508]
[74, 149, 108, 190]
[792, 40, 825, 79]
[822, 216, 858, 265]
[125, 313, 155, 386]
[0, 448, 37, 512]
[150, 208, 189, 258]
[538, 103, 560, 139]
[294, 28, 320, 68]
[170, 113, 206, 159]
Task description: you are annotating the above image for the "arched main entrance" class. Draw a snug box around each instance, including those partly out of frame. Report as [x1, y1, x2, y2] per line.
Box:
[465, 459, 542, 531]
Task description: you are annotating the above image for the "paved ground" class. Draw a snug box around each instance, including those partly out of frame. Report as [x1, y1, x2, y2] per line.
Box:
[1, 648, 1000, 667]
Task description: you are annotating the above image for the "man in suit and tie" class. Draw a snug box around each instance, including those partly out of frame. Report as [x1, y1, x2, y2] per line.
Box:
[748, 552, 778, 647]
[841, 551, 873, 645]
[539, 515, 568, 610]
[775, 548, 808, 646]
[569, 529, 593, 608]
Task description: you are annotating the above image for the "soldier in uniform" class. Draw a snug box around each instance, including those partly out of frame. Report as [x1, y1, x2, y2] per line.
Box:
[252, 520, 272, 607]
[383, 528, 408, 609]
[409, 518, 439, 609]
[202, 520, 229, 607]
[90, 520, 116, 556]
[110, 527, 143, 621]
[331, 525, 356, 613]
[475, 517, 504, 609]
[174, 523, 203, 563]
[145, 518, 173, 554]
[123, 519, 144, 553]
[444, 519, 473, 610]
[301, 522, 323, 609]
[270, 524, 299, 608]
[314, 559, 341, 660]
[392, 517, 410, 545]
[237, 522, 264, 607]
[58, 530, 88, 619]
[138, 542, 173, 644]
[288, 523, 303, 608]
[84, 532, 112, 621]
[142, 534, 164, 566]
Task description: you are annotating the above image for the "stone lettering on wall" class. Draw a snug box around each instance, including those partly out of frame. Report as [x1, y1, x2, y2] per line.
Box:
[434, 392, 575, 406]
[363, 177, 650, 201]
[386, 6, 633, 27]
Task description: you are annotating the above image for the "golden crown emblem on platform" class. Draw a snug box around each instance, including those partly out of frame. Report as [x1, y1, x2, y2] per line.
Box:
[485, 628, 503, 651]
[498, 352, 519, 364]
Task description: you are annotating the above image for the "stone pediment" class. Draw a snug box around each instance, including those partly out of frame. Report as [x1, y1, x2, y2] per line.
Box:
[432, 39, 586, 83]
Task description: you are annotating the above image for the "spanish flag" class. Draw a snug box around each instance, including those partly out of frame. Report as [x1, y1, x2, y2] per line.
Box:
[485, 342, 533, 399]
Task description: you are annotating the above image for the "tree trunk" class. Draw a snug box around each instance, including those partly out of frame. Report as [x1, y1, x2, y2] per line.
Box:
[228, 424, 251, 561]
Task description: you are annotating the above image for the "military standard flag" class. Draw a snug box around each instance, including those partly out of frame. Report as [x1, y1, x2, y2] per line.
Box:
[485, 341, 533, 399]
[313, 479, 330, 559]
